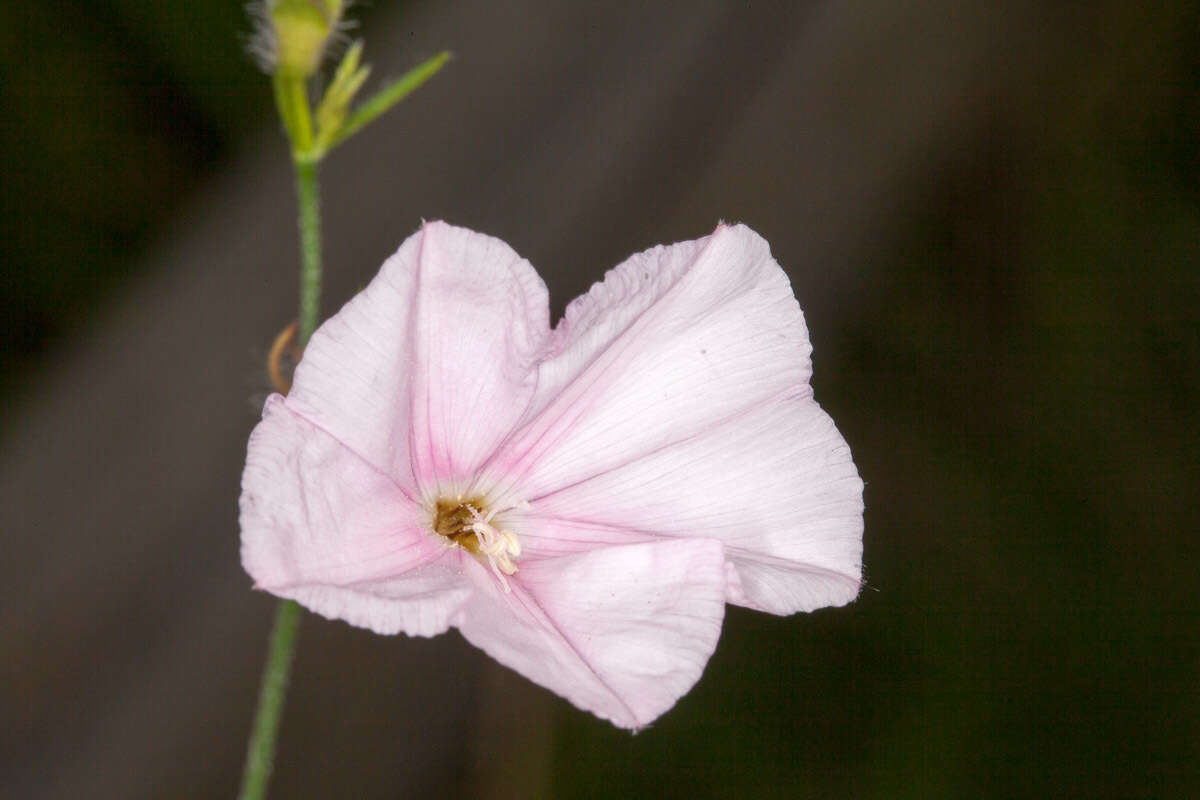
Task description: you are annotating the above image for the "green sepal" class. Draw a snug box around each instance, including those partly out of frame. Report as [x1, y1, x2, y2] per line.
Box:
[328, 51, 452, 150]
[312, 41, 370, 154]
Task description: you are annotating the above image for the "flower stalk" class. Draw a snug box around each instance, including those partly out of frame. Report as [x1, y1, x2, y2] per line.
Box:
[295, 157, 321, 345]
[238, 598, 302, 800]
[238, 7, 449, 797]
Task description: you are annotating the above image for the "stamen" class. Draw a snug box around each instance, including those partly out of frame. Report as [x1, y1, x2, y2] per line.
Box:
[430, 497, 527, 590]
[465, 503, 523, 593]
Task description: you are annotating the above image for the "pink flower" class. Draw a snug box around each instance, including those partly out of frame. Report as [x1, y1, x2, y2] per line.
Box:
[240, 221, 864, 729]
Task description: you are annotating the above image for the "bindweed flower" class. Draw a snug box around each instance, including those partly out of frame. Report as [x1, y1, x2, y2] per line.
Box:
[240, 222, 864, 729]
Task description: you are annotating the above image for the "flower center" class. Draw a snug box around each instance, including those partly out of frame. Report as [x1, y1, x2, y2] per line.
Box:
[432, 496, 524, 592]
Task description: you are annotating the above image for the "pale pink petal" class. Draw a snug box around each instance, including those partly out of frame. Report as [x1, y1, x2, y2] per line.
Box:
[404, 221, 550, 493]
[454, 538, 726, 729]
[481, 224, 863, 614]
[528, 392, 863, 614]
[240, 396, 470, 636]
[286, 221, 550, 498]
[485, 223, 810, 495]
[281, 563, 473, 637]
[282, 233, 420, 491]
[513, 512, 653, 557]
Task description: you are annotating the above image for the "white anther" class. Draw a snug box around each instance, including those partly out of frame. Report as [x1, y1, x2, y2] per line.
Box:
[465, 504, 523, 593]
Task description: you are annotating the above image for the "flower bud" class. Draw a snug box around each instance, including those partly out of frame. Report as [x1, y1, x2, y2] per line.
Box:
[252, 0, 345, 77]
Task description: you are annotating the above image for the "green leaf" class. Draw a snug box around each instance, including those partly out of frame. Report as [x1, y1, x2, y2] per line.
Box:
[329, 51, 451, 149]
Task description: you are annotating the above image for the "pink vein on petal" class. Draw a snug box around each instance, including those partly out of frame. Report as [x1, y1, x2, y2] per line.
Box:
[507, 577, 643, 727]
[279, 398, 418, 504]
[525, 515, 861, 591]
[477, 229, 725, 494]
[527, 383, 811, 504]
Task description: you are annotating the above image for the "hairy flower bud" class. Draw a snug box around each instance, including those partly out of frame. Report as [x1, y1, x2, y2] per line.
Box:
[250, 0, 346, 77]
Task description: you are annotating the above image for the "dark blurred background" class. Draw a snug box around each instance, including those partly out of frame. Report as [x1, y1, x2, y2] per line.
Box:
[2, 1, 1197, 798]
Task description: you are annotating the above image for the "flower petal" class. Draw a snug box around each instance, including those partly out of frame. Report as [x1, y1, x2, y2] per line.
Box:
[240, 396, 469, 636]
[286, 221, 550, 498]
[528, 392, 863, 614]
[404, 222, 552, 495]
[486, 223, 809, 496]
[483, 223, 863, 614]
[454, 538, 726, 729]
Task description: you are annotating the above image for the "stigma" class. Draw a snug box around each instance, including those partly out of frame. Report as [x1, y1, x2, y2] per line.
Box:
[432, 495, 526, 592]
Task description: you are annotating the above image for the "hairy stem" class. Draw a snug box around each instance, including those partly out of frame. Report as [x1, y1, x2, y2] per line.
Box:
[295, 157, 322, 345]
[238, 126, 323, 800]
[238, 599, 302, 800]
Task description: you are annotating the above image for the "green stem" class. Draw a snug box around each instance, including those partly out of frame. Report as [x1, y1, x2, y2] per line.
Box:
[238, 111, 324, 800]
[238, 599, 302, 800]
[241, 35, 444, 800]
[295, 157, 322, 345]
[285, 75, 313, 152]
